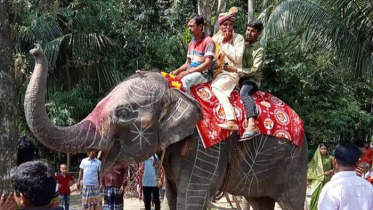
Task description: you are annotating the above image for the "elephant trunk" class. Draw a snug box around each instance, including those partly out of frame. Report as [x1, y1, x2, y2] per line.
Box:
[24, 45, 107, 153]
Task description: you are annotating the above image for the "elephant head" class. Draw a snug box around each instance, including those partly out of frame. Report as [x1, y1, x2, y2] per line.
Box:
[25, 45, 202, 173]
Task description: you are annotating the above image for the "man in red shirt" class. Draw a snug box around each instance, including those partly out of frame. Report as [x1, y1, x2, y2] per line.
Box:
[100, 163, 128, 210]
[360, 142, 373, 168]
[55, 164, 74, 210]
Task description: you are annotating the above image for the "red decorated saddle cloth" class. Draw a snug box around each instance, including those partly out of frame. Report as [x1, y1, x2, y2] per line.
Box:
[190, 83, 305, 148]
[159, 72, 305, 148]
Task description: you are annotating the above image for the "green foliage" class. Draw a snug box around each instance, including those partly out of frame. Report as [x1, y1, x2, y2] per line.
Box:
[45, 85, 95, 126]
[262, 35, 373, 145]
[11, 0, 373, 162]
[264, 0, 373, 79]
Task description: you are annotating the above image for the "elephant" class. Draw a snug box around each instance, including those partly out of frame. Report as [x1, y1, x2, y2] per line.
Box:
[25, 45, 308, 210]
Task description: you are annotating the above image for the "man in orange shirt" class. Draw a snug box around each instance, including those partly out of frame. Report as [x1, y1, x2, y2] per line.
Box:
[360, 142, 373, 168]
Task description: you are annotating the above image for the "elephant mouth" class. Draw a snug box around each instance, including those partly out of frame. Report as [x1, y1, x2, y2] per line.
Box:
[98, 139, 136, 176]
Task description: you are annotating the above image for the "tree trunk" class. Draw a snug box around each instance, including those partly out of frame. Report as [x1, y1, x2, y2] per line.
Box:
[213, 0, 228, 34]
[248, 0, 255, 22]
[0, 0, 18, 189]
[198, 0, 213, 36]
[67, 153, 71, 172]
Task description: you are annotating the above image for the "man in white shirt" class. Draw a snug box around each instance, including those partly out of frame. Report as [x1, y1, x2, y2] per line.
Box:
[77, 150, 102, 210]
[318, 142, 373, 210]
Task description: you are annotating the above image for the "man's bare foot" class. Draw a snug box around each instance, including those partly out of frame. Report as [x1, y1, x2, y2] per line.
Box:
[217, 121, 239, 131]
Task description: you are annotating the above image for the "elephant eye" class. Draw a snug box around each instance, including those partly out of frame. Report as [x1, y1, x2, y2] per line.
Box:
[115, 105, 138, 123]
[115, 107, 130, 118]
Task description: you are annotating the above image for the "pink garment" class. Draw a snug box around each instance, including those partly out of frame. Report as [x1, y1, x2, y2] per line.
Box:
[218, 12, 236, 25]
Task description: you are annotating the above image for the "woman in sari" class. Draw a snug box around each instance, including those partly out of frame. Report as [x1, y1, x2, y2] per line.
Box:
[307, 143, 334, 210]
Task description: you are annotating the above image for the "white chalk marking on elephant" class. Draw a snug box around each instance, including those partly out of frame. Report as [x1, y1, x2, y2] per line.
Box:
[189, 183, 210, 186]
[130, 121, 152, 148]
[108, 100, 141, 124]
[127, 79, 165, 107]
[198, 151, 219, 159]
[195, 166, 215, 175]
[202, 142, 221, 207]
[233, 136, 286, 194]
[185, 139, 221, 209]
[190, 173, 209, 180]
[66, 120, 88, 144]
[93, 125, 98, 145]
[237, 136, 264, 194]
[85, 121, 94, 148]
[161, 98, 190, 128]
[232, 136, 267, 194]
[189, 196, 205, 198]
[197, 157, 218, 167]
[286, 146, 301, 169]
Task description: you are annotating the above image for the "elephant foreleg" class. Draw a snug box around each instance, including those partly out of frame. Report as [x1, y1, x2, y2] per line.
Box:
[245, 196, 276, 210]
[162, 178, 177, 210]
[175, 189, 212, 210]
[176, 142, 223, 209]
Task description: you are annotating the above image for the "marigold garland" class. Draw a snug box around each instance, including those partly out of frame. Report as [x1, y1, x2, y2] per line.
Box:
[160, 71, 184, 91]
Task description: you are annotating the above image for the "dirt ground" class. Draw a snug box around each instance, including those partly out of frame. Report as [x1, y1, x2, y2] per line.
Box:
[68, 187, 311, 210]
[68, 194, 289, 210]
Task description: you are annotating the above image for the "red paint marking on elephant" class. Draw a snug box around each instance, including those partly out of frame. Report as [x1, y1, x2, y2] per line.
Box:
[83, 95, 113, 136]
[190, 83, 305, 148]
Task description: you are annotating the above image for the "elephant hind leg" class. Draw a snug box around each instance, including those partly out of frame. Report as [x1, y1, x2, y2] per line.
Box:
[276, 179, 307, 210]
[244, 196, 276, 210]
[277, 196, 305, 210]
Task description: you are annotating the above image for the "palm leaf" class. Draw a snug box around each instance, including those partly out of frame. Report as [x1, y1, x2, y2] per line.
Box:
[72, 33, 116, 56]
[264, 0, 373, 78]
[43, 34, 71, 70]
[14, 14, 63, 44]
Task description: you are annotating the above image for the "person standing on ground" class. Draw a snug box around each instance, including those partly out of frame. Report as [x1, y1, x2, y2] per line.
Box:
[307, 143, 334, 210]
[100, 163, 128, 210]
[77, 150, 102, 210]
[318, 142, 373, 210]
[55, 164, 74, 210]
[360, 141, 373, 168]
[140, 155, 162, 210]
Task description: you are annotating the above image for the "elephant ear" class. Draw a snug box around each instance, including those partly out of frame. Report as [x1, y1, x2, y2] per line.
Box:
[159, 89, 202, 147]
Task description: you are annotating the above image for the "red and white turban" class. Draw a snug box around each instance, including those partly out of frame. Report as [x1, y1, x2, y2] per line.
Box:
[218, 7, 238, 25]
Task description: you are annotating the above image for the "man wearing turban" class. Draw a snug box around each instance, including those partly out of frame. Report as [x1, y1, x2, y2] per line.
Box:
[211, 7, 245, 130]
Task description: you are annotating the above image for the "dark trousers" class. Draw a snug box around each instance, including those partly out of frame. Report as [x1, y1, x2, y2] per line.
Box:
[143, 186, 160, 210]
[59, 194, 70, 210]
[239, 80, 259, 119]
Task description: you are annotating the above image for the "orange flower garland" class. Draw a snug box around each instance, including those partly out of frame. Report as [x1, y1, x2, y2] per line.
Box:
[160, 71, 185, 91]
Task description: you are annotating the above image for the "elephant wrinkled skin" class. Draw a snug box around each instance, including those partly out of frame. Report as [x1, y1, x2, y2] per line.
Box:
[25, 45, 308, 210]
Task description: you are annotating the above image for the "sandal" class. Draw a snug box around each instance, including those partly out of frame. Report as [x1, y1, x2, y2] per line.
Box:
[238, 130, 259, 141]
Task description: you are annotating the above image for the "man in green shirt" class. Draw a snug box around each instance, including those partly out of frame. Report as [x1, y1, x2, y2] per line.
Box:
[225, 20, 265, 140]
[239, 21, 265, 140]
